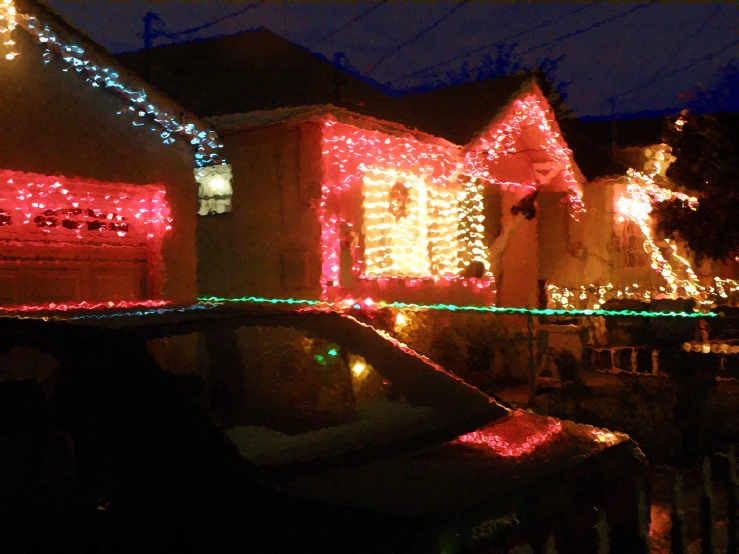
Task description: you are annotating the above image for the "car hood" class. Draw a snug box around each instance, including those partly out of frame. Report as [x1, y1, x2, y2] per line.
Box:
[259, 410, 646, 521]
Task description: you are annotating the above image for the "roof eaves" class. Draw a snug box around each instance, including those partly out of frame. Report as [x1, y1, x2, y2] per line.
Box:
[208, 104, 460, 149]
[463, 74, 538, 148]
[14, 0, 224, 168]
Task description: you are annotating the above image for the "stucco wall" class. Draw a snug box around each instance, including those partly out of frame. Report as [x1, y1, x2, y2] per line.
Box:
[197, 121, 323, 300]
[498, 187, 539, 308]
[0, 28, 198, 303]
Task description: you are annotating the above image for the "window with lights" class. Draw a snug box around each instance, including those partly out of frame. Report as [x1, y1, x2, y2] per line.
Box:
[361, 169, 459, 279]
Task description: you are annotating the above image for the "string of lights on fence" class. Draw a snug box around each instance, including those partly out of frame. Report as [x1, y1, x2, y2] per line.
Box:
[197, 296, 720, 318]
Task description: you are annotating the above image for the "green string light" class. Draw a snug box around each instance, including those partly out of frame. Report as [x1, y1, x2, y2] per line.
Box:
[197, 296, 720, 318]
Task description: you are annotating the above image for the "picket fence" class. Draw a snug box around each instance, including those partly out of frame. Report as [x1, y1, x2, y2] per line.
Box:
[508, 447, 739, 554]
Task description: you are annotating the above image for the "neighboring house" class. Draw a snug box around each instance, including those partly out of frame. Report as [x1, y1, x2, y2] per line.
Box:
[546, 141, 739, 311]
[119, 33, 587, 308]
[0, 0, 225, 307]
[199, 83, 586, 309]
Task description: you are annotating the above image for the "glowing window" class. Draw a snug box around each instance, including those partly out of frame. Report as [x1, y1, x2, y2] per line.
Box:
[362, 169, 459, 278]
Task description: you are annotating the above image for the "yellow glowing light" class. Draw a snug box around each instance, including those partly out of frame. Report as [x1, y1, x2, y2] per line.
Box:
[457, 176, 491, 275]
[614, 152, 702, 300]
[1, 0, 18, 61]
[362, 168, 464, 278]
[395, 312, 407, 328]
[351, 361, 366, 376]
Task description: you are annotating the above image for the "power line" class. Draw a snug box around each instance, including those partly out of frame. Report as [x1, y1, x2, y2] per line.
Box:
[140, 1, 266, 46]
[366, 1, 470, 76]
[644, 5, 724, 87]
[395, 3, 596, 85]
[604, 40, 738, 108]
[309, 2, 387, 50]
[516, 3, 653, 58]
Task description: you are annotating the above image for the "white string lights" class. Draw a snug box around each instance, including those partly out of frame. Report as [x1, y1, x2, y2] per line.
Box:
[457, 176, 490, 275]
[7, 5, 224, 170]
[0, 0, 17, 60]
[548, 147, 739, 310]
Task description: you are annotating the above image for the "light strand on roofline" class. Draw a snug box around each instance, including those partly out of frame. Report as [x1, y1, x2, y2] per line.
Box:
[0, 0, 18, 60]
[196, 296, 719, 318]
[10, 7, 224, 169]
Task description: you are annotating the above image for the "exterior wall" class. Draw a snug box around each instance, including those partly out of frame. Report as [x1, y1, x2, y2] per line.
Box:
[498, 187, 539, 308]
[197, 121, 323, 300]
[0, 28, 198, 303]
[319, 119, 494, 307]
[537, 191, 569, 289]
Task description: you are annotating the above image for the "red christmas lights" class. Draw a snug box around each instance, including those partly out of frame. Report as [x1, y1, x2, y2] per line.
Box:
[0, 169, 172, 244]
[456, 410, 563, 457]
[318, 118, 496, 303]
[465, 91, 585, 217]
[317, 90, 585, 304]
[0, 299, 171, 313]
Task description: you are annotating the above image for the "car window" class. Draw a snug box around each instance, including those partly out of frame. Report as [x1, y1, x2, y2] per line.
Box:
[151, 324, 471, 466]
[224, 325, 454, 465]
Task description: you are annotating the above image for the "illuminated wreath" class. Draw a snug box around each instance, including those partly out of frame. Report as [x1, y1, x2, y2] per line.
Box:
[388, 181, 411, 220]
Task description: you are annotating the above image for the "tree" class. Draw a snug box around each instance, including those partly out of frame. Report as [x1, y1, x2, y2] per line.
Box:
[651, 109, 739, 262]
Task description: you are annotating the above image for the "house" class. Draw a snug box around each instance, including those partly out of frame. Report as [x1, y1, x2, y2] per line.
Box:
[0, 0, 225, 309]
[119, 31, 587, 309]
[545, 117, 739, 312]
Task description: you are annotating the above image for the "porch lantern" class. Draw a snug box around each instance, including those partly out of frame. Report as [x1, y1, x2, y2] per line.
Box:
[195, 163, 232, 215]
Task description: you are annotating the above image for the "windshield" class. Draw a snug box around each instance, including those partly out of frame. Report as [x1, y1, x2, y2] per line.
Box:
[148, 315, 505, 466]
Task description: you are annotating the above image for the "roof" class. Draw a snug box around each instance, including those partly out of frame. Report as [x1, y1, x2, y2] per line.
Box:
[558, 116, 666, 181]
[207, 104, 461, 149]
[13, 0, 222, 166]
[116, 29, 554, 145]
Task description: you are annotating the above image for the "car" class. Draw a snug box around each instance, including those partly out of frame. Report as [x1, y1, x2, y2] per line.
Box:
[0, 303, 648, 553]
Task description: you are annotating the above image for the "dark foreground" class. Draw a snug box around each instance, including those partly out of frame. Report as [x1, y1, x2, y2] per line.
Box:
[0, 307, 649, 553]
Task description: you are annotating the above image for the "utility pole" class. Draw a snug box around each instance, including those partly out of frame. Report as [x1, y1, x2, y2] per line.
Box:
[610, 97, 618, 156]
[528, 311, 537, 410]
[143, 12, 160, 50]
[142, 12, 162, 84]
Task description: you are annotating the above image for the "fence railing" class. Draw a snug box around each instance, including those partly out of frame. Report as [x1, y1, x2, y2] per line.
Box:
[507, 448, 739, 554]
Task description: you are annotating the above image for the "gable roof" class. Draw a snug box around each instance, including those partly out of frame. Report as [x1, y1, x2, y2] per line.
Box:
[557, 116, 666, 181]
[116, 29, 559, 146]
[11, 0, 223, 167]
[206, 104, 461, 150]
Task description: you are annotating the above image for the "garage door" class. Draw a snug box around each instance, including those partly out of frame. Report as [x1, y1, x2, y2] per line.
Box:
[0, 169, 170, 307]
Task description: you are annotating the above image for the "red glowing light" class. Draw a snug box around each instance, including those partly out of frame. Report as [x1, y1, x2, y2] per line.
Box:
[465, 91, 584, 217]
[0, 169, 172, 244]
[456, 410, 563, 457]
[0, 299, 171, 313]
[319, 119, 480, 299]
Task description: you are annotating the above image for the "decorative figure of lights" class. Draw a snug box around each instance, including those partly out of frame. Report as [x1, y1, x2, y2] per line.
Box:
[195, 163, 233, 215]
[547, 145, 739, 310]
[615, 161, 702, 300]
[1, 0, 18, 60]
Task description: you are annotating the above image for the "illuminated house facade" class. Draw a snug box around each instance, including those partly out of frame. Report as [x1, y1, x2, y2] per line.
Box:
[0, 0, 224, 308]
[546, 143, 739, 311]
[198, 78, 587, 308]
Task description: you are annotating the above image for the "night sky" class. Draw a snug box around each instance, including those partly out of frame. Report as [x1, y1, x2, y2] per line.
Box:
[46, 1, 739, 120]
